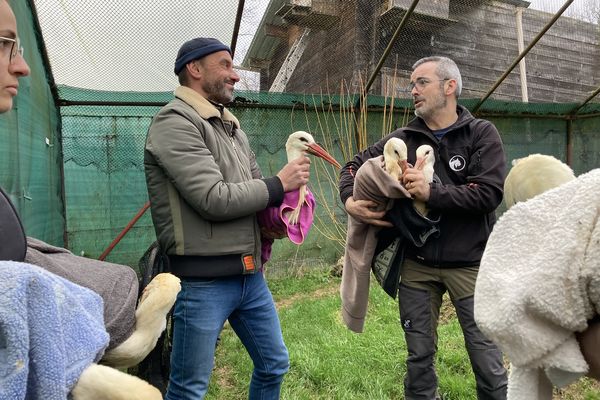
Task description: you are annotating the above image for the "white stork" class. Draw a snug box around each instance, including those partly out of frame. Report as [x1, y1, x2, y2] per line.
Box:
[284, 131, 341, 225]
[503, 153, 575, 209]
[412, 144, 435, 217]
[383, 138, 408, 180]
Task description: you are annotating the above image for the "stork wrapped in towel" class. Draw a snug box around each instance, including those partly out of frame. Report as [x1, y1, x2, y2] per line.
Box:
[0, 261, 164, 400]
[474, 165, 600, 399]
[257, 131, 341, 263]
[340, 137, 441, 332]
[0, 261, 108, 400]
[0, 186, 172, 399]
[340, 154, 411, 332]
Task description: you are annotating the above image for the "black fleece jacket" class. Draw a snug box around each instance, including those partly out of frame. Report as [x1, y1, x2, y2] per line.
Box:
[339, 106, 506, 268]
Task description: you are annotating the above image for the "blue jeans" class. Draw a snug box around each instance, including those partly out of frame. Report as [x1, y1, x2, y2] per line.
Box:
[164, 272, 289, 400]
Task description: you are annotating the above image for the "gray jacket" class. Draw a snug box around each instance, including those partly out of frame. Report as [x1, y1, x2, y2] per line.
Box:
[144, 86, 283, 277]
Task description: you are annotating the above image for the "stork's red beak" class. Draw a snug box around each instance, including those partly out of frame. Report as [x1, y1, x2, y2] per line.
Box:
[415, 151, 429, 169]
[399, 159, 409, 172]
[306, 143, 342, 168]
[414, 156, 426, 170]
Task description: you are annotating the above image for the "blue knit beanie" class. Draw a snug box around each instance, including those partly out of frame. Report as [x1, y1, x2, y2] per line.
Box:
[174, 37, 231, 75]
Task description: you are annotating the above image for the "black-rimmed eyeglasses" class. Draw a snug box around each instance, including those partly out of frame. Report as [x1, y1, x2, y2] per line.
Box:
[0, 36, 24, 64]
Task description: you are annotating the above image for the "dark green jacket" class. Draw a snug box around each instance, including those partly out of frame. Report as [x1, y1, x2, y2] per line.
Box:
[144, 86, 282, 277]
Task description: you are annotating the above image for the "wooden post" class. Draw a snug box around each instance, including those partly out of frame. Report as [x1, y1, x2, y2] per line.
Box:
[515, 8, 529, 102]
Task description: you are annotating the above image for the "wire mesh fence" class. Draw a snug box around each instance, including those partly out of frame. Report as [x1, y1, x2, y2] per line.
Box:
[2, 0, 600, 268]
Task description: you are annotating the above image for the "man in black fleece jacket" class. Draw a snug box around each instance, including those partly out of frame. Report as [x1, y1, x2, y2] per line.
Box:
[339, 56, 508, 400]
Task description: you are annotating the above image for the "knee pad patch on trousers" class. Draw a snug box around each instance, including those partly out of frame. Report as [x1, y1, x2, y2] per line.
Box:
[399, 284, 431, 335]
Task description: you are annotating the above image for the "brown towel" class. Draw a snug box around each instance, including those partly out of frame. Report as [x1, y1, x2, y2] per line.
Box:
[25, 237, 138, 350]
[340, 156, 411, 333]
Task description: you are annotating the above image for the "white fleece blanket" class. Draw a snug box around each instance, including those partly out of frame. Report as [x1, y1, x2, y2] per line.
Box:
[474, 168, 600, 399]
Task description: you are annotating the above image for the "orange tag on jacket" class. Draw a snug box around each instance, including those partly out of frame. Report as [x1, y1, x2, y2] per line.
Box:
[243, 255, 255, 273]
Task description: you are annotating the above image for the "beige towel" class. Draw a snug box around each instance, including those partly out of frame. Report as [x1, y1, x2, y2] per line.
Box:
[340, 156, 410, 332]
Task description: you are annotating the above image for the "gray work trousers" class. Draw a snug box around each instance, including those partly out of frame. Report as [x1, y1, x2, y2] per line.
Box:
[398, 259, 507, 400]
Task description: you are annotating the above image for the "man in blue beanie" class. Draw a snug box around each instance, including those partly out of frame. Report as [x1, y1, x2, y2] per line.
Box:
[144, 37, 311, 399]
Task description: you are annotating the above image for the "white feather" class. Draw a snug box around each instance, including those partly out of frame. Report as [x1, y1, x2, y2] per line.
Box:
[285, 130, 314, 162]
[383, 138, 408, 181]
[414, 144, 435, 217]
[504, 154, 575, 209]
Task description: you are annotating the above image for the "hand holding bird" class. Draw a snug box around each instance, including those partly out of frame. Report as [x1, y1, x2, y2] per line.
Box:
[383, 139, 435, 217]
[281, 131, 341, 225]
[258, 131, 341, 263]
[405, 144, 435, 216]
[383, 138, 409, 181]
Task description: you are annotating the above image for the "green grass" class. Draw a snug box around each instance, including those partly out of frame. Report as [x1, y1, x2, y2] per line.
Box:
[205, 268, 600, 400]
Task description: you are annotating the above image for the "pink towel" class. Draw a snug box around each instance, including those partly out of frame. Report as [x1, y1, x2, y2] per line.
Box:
[257, 188, 316, 263]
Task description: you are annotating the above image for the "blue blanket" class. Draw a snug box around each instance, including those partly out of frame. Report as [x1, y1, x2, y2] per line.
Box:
[0, 261, 109, 400]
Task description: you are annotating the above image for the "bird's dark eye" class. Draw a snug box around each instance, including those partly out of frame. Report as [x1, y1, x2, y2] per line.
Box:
[300, 137, 309, 143]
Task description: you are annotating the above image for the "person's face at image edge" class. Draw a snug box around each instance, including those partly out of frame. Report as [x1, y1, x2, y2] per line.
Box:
[0, 0, 30, 114]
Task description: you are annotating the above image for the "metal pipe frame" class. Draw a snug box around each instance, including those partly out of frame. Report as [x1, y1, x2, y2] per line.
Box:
[569, 85, 600, 116]
[230, 0, 246, 58]
[363, 0, 422, 96]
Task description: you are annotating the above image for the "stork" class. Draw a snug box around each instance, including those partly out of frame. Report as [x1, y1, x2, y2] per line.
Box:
[284, 131, 341, 225]
[503, 153, 575, 209]
[412, 144, 435, 217]
[383, 138, 409, 180]
[256, 131, 340, 264]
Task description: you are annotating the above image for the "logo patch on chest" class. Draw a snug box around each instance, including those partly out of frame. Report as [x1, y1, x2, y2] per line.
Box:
[449, 155, 466, 171]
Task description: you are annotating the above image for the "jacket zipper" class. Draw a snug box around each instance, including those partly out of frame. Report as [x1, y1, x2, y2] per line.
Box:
[220, 120, 251, 180]
[219, 121, 260, 265]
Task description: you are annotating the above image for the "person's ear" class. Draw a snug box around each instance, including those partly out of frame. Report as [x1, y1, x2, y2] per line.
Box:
[445, 79, 457, 97]
[186, 61, 202, 79]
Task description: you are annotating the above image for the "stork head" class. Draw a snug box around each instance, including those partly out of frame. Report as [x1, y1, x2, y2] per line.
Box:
[504, 153, 575, 208]
[383, 137, 409, 174]
[285, 131, 341, 168]
[415, 144, 435, 170]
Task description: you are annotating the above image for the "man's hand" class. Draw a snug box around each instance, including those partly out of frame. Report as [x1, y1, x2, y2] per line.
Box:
[277, 156, 311, 192]
[344, 196, 393, 227]
[403, 166, 431, 201]
[261, 226, 287, 240]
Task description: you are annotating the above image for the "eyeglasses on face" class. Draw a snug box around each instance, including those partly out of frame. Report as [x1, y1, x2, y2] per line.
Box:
[0, 36, 24, 64]
[407, 78, 449, 92]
